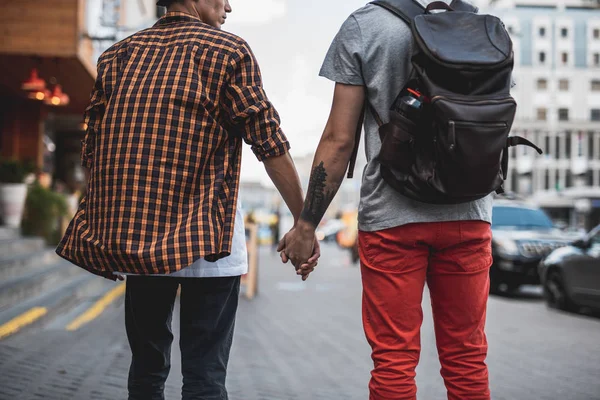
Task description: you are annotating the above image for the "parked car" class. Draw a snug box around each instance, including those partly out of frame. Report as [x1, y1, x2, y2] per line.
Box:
[539, 225, 600, 312]
[490, 200, 577, 294]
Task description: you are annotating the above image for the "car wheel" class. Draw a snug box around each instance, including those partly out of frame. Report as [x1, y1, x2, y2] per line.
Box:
[489, 268, 501, 294]
[489, 281, 518, 296]
[489, 280, 501, 295]
[504, 282, 520, 294]
[544, 270, 576, 312]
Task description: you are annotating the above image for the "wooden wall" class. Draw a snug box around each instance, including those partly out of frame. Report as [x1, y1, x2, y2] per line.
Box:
[0, 0, 81, 57]
[0, 99, 44, 169]
[0, 0, 92, 171]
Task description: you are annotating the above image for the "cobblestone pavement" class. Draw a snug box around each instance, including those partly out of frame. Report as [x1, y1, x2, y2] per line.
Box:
[1, 244, 599, 400]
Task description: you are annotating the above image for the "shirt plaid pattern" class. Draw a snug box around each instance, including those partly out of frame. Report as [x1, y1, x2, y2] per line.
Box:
[56, 12, 289, 279]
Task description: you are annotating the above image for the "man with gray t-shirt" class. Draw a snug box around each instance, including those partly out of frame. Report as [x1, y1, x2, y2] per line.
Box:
[279, 1, 493, 399]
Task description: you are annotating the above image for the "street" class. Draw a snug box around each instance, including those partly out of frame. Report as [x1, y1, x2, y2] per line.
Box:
[1, 244, 599, 400]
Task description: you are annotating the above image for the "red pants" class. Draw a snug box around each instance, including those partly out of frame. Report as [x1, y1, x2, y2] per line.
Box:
[359, 221, 492, 400]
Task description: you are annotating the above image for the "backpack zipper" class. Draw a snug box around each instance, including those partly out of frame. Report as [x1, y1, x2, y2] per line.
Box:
[431, 95, 515, 105]
[452, 120, 507, 128]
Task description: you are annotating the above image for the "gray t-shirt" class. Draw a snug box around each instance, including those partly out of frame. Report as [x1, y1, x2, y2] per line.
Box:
[319, 2, 493, 232]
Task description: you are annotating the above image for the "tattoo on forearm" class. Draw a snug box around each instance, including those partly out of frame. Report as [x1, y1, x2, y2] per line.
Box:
[300, 161, 337, 227]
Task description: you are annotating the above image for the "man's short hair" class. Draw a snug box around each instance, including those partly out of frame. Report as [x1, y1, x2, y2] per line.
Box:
[157, 0, 177, 6]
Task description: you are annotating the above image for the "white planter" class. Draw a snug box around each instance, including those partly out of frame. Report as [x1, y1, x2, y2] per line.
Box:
[0, 183, 28, 228]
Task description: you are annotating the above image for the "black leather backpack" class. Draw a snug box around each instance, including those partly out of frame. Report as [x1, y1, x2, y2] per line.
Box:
[347, 0, 543, 204]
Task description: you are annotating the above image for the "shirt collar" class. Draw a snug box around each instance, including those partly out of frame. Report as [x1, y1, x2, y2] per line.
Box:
[155, 11, 203, 26]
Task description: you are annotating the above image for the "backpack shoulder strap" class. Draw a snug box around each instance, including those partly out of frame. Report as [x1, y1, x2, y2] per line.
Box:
[347, 0, 423, 179]
[370, 0, 425, 26]
[347, 100, 382, 179]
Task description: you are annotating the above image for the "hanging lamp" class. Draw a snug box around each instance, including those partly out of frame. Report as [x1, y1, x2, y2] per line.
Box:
[44, 84, 70, 106]
[22, 68, 48, 101]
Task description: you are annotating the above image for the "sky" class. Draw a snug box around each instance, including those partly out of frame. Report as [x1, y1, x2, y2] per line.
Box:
[220, 0, 366, 185]
[220, 0, 489, 185]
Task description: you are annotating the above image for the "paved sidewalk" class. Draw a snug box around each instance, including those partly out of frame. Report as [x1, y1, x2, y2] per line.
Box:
[1, 244, 600, 400]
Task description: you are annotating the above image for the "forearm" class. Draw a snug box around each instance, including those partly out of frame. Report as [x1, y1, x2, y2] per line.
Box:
[298, 133, 355, 231]
[263, 152, 304, 222]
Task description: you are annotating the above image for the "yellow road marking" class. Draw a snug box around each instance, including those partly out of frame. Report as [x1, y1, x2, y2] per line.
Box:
[66, 284, 126, 331]
[0, 307, 48, 340]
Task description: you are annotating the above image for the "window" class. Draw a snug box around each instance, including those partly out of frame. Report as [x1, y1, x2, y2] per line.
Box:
[594, 53, 600, 66]
[558, 108, 569, 121]
[590, 227, 600, 246]
[591, 228, 600, 246]
[539, 27, 546, 37]
[566, 170, 573, 188]
[522, 139, 530, 155]
[559, 79, 569, 91]
[592, 80, 600, 91]
[562, 52, 568, 64]
[555, 136, 562, 159]
[510, 170, 518, 192]
[101, 0, 120, 27]
[561, 28, 568, 38]
[588, 132, 596, 160]
[592, 109, 600, 122]
[588, 171, 596, 188]
[537, 78, 547, 90]
[537, 108, 547, 121]
[594, 28, 600, 39]
[539, 52, 546, 63]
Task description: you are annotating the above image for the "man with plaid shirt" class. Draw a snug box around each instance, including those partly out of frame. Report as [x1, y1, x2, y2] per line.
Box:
[57, 0, 318, 398]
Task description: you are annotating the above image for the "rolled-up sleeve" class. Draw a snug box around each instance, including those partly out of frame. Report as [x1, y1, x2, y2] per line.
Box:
[221, 42, 290, 161]
[81, 63, 107, 169]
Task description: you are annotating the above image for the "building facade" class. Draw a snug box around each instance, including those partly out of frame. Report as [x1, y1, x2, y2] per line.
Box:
[0, 0, 157, 191]
[486, 0, 600, 195]
[485, 0, 600, 229]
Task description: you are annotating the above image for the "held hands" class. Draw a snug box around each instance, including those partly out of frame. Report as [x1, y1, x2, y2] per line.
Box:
[277, 223, 321, 281]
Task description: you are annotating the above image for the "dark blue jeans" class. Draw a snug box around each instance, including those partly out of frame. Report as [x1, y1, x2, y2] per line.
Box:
[125, 275, 240, 400]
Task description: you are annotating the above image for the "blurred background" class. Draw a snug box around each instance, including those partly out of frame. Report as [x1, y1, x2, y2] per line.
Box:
[0, 0, 599, 399]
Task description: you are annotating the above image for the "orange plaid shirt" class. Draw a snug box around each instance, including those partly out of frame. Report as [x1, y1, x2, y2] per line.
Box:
[57, 12, 289, 279]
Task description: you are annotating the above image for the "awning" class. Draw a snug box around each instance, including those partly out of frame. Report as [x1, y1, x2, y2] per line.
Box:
[0, 54, 95, 115]
[0, 0, 97, 114]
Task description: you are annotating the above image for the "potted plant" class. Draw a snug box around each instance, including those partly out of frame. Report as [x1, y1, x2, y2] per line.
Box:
[21, 181, 70, 246]
[0, 158, 34, 228]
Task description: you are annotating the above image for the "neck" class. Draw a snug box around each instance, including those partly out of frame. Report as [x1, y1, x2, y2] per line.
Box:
[168, 3, 200, 19]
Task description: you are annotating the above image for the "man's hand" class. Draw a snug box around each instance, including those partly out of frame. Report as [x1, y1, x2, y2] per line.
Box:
[277, 223, 321, 281]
